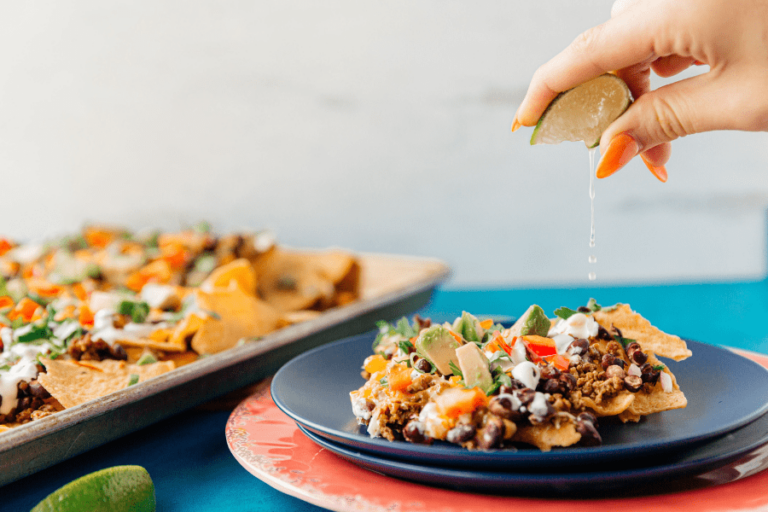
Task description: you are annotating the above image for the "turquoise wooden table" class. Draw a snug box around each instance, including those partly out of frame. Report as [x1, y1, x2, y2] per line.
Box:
[5, 280, 768, 511]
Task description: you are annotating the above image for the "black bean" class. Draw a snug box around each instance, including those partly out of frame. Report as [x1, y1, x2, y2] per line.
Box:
[641, 363, 660, 384]
[624, 375, 644, 392]
[596, 325, 613, 341]
[559, 372, 577, 391]
[539, 364, 561, 380]
[500, 379, 526, 394]
[446, 424, 476, 444]
[601, 353, 617, 369]
[515, 388, 536, 405]
[477, 417, 503, 450]
[489, 395, 523, 421]
[403, 420, 429, 444]
[577, 306, 591, 313]
[27, 381, 50, 399]
[17, 381, 29, 398]
[576, 418, 602, 446]
[604, 365, 626, 380]
[543, 379, 562, 394]
[630, 350, 648, 366]
[110, 343, 128, 361]
[613, 358, 626, 369]
[413, 314, 431, 331]
[568, 339, 589, 355]
[577, 411, 598, 426]
[415, 358, 432, 373]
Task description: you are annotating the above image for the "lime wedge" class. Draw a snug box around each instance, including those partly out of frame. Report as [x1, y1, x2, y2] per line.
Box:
[530, 74, 632, 148]
[32, 465, 155, 512]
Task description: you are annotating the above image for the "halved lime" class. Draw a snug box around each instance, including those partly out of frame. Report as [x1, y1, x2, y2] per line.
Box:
[31, 465, 155, 512]
[530, 74, 632, 148]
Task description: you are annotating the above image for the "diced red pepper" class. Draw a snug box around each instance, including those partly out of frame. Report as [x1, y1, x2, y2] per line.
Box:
[522, 335, 557, 358]
[544, 354, 571, 372]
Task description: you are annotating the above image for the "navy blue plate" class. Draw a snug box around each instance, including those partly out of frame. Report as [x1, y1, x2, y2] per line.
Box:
[297, 414, 768, 495]
[272, 331, 768, 470]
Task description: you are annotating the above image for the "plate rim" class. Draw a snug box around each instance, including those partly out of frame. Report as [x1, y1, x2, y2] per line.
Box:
[272, 331, 768, 468]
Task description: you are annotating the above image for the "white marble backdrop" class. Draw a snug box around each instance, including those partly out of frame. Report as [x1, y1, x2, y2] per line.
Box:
[0, 1, 766, 286]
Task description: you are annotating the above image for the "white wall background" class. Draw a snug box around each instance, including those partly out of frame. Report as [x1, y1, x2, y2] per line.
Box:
[1, 1, 766, 287]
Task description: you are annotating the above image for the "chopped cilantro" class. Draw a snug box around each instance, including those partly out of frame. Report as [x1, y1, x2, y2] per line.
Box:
[554, 307, 578, 320]
[117, 300, 150, 324]
[0, 364, 10, 371]
[127, 374, 140, 386]
[586, 298, 602, 312]
[652, 364, 666, 371]
[397, 340, 415, 354]
[17, 325, 53, 343]
[204, 309, 221, 321]
[394, 317, 417, 339]
[193, 221, 211, 234]
[448, 361, 463, 378]
[137, 354, 158, 366]
[614, 335, 636, 349]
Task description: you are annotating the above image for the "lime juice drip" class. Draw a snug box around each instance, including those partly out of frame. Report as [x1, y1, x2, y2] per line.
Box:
[588, 147, 597, 281]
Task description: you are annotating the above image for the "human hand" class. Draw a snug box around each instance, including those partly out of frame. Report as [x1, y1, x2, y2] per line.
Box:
[512, 0, 768, 182]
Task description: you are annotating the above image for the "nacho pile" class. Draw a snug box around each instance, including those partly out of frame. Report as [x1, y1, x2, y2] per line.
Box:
[0, 225, 359, 431]
[350, 301, 690, 451]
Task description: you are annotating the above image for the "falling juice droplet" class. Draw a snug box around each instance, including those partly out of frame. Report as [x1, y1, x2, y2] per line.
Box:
[588, 255, 597, 264]
[588, 147, 597, 249]
[588, 272, 597, 281]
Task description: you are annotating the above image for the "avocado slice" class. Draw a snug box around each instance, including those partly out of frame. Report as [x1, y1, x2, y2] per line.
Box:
[455, 343, 493, 394]
[415, 325, 461, 375]
[452, 311, 484, 342]
[509, 304, 551, 337]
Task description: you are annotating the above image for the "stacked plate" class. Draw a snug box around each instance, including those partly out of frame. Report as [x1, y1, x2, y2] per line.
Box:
[271, 331, 768, 495]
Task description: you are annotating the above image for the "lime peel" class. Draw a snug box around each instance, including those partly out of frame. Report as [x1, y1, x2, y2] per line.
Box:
[31, 465, 155, 512]
[530, 74, 632, 148]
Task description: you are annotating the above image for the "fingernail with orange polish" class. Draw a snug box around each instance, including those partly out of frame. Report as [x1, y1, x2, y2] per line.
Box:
[595, 133, 639, 179]
[511, 117, 522, 132]
[641, 154, 668, 183]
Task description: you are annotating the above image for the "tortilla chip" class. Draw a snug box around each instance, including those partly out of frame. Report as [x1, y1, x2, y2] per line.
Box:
[190, 286, 282, 354]
[593, 304, 692, 361]
[38, 359, 175, 408]
[113, 332, 187, 353]
[282, 310, 323, 325]
[201, 258, 257, 295]
[618, 410, 643, 423]
[514, 421, 582, 451]
[623, 353, 687, 416]
[581, 392, 636, 417]
[252, 248, 358, 312]
[161, 350, 199, 368]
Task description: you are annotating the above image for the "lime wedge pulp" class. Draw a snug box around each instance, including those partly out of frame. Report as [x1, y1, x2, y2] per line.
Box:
[530, 74, 632, 148]
[31, 465, 155, 512]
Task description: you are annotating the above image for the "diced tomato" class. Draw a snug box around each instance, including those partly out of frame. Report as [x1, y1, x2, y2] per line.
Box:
[71, 282, 89, 302]
[364, 354, 388, 374]
[479, 318, 494, 329]
[435, 387, 489, 418]
[79, 305, 94, 328]
[28, 279, 64, 298]
[8, 297, 43, 323]
[0, 238, 12, 256]
[387, 364, 413, 393]
[83, 228, 115, 249]
[544, 354, 571, 372]
[161, 243, 189, 270]
[0, 296, 14, 310]
[522, 335, 557, 358]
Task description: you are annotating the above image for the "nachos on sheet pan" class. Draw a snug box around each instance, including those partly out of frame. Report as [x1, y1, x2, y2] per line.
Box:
[0, 225, 360, 432]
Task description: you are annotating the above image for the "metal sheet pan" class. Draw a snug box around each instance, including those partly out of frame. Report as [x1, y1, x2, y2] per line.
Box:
[0, 252, 450, 487]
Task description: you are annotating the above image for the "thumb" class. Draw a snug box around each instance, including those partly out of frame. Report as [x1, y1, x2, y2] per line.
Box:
[595, 71, 746, 179]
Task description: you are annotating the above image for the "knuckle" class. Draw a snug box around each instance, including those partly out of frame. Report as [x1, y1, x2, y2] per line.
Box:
[571, 26, 604, 56]
[643, 94, 692, 142]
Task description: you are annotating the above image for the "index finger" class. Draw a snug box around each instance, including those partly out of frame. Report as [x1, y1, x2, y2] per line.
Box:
[515, 8, 660, 127]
